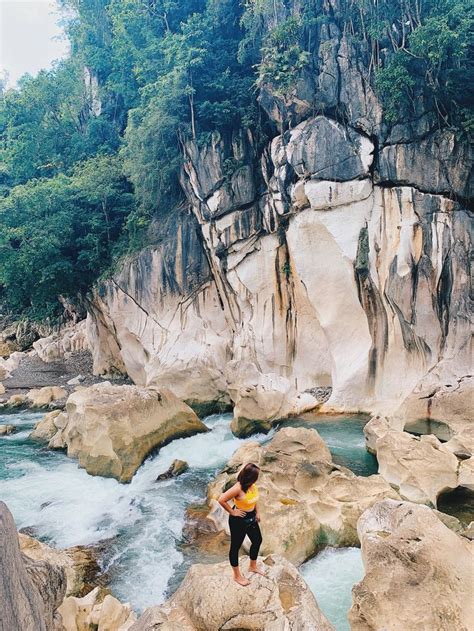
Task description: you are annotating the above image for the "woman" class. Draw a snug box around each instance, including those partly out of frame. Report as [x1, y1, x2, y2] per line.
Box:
[218, 462, 264, 586]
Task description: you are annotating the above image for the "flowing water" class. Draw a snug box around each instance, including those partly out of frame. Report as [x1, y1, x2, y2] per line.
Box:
[301, 547, 364, 631]
[1, 410, 373, 625]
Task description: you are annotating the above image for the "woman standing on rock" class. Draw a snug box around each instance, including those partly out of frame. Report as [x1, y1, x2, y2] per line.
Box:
[218, 462, 264, 586]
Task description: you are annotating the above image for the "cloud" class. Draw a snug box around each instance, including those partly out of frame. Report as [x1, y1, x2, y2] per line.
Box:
[0, 0, 70, 87]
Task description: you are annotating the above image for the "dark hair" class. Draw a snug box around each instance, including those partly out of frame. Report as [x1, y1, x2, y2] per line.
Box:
[237, 463, 260, 492]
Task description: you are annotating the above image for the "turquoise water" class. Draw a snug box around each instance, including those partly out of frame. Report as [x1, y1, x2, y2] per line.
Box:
[1, 410, 370, 617]
[302, 547, 364, 631]
[279, 415, 378, 476]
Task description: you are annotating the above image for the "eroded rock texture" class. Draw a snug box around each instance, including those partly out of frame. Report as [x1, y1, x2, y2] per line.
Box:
[86, 2, 472, 427]
[130, 554, 334, 631]
[0, 501, 66, 631]
[349, 499, 474, 631]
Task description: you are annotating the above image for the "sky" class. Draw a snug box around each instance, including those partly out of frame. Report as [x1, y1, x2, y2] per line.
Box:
[0, 0, 70, 88]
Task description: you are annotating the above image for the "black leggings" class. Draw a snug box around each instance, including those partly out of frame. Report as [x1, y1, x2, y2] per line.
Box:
[228, 510, 262, 567]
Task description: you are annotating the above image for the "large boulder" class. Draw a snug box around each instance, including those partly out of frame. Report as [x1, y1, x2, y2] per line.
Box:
[227, 362, 320, 437]
[52, 383, 208, 482]
[30, 410, 63, 442]
[207, 427, 399, 562]
[0, 501, 66, 631]
[349, 499, 474, 630]
[375, 431, 460, 506]
[26, 386, 67, 408]
[130, 554, 334, 631]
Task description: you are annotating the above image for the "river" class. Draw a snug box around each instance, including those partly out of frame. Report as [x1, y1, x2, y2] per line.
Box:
[1, 410, 376, 629]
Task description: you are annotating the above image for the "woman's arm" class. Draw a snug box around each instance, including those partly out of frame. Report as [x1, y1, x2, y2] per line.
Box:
[255, 502, 261, 522]
[218, 483, 246, 517]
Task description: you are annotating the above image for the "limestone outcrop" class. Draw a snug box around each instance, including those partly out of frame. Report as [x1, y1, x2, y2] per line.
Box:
[58, 587, 137, 631]
[206, 427, 399, 563]
[19, 534, 101, 598]
[0, 501, 66, 631]
[26, 386, 67, 408]
[30, 410, 63, 442]
[227, 361, 320, 436]
[130, 554, 334, 631]
[85, 46, 472, 436]
[349, 499, 474, 631]
[375, 431, 459, 506]
[46, 382, 208, 482]
[364, 409, 472, 507]
[33, 320, 89, 363]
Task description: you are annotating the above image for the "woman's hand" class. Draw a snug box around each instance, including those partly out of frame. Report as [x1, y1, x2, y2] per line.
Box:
[232, 508, 247, 518]
[256, 513, 261, 522]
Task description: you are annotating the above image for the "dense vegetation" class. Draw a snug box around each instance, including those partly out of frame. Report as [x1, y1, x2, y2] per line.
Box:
[0, 0, 471, 320]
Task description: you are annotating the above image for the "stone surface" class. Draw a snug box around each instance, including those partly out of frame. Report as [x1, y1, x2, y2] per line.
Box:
[0, 423, 17, 435]
[156, 459, 189, 481]
[83, 3, 471, 429]
[33, 320, 89, 363]
[58, 586, 137, 631]
[50, 383, 208, 482]
[228, 361, 320, 436]
[206, 427, 399, 562]
[349, 499, 474, 631]
[130, 554, 334, 631]
[30, 410, 62, 442]
[0, 501, 66, 631]
[26, 386, 67, 408]
[19, 533, 101, 598]
[375, 431, 459, 506]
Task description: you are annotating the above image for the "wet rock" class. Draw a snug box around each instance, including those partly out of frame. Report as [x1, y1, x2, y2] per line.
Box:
[0, 501, 66, 631]
[52, 383, 208, 482]
[349, 499, 474, 631]
[155, 459, 189, 481]
[130, 554, 334, 631]
[0, 423, 17, 435]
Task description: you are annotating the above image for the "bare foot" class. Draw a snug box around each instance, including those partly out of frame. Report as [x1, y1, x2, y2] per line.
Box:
[249, 565, 266, 576]
[233, 575, 251, 586]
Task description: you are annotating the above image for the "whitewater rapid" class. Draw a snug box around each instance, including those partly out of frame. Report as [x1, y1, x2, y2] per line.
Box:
[1, 410, 371, 627]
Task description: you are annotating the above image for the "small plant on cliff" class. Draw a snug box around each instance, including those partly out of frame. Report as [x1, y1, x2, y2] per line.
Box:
[257, 16, 310, 97]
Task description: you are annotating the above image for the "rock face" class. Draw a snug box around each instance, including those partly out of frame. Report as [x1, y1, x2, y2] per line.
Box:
[33, 320, 89, 363]
[364, 406, 473, 507]
[130, 554, 334, 631]
[206, 427, 399, 562]
[48, 383, 208, 482]
[26, 386, 67, 408]
[0, 501, 66, 631]
[349, 499, 474, 631]
[375, 431, 459, 506]
[19, 533, 100, 598]
[85, 0, 472, 432]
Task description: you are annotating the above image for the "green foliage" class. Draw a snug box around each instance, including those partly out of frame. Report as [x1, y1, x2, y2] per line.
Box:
[340, 0, 474, 129]
[0, 155, 133, 318]
[258, 16, 310, 96]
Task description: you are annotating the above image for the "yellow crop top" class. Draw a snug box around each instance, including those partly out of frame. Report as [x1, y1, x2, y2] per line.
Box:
[234, 484, 259, 512]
